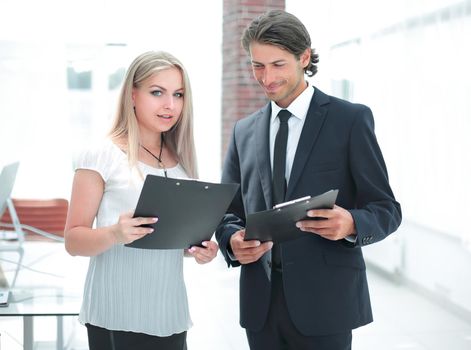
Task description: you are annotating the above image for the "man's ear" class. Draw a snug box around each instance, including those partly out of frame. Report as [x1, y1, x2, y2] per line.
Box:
[300, 48, 311, 68]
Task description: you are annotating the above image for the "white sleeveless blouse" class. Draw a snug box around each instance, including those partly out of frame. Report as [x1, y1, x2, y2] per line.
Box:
[74, 140, 192, 336]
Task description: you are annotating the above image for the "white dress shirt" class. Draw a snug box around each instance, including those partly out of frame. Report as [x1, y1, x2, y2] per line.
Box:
[269, 83, 315, 184]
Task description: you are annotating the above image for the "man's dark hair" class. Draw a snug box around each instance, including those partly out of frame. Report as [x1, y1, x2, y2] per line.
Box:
[241, 10, 319, 77]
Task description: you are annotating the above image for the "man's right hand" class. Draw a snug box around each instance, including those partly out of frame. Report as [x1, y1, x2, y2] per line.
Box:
[230, 229, 273, 264]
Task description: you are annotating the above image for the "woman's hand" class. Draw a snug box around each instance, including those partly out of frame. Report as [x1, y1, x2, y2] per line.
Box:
[187, 241, 218, 264]
[111, 212, 157, 244]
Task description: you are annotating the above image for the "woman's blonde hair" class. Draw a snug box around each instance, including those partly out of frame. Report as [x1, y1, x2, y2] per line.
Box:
[109, 51, 198, 178]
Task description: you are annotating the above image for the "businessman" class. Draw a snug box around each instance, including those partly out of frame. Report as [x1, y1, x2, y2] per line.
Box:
[216, 9, 402, 350]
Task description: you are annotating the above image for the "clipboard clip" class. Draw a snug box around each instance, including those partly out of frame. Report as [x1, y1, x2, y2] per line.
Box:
[273, 196, 311, 209]
[174, 181, 211, 190]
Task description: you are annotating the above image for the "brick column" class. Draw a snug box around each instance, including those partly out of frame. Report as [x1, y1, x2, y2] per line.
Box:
[221, 0, 285, 161]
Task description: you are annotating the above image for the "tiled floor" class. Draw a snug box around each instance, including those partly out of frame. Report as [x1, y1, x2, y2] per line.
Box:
[1, 252, 471, 349]
[186, 257, 471, 350]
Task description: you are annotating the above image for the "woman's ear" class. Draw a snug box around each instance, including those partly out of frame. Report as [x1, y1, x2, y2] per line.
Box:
[131, 88, 136, 106]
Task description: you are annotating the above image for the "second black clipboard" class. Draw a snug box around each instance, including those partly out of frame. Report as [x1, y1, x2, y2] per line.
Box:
[126, 175, 239, 249]
[244, 189, 339, 243]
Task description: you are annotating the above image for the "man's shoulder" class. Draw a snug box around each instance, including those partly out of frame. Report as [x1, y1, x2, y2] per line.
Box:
[315, 88, 369, 112]
[311, 88, 373, 128]
[235, 103, 269, 129]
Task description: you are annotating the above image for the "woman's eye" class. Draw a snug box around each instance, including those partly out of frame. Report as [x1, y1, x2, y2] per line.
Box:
[151, 90, 162, 96]
[175, 92, 184, 98]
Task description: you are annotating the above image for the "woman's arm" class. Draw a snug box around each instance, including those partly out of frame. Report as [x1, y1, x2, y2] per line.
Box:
[64, 169, 155, 257]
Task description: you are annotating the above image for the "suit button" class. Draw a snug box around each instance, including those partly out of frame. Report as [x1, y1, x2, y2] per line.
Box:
[268, 260, 272, 268]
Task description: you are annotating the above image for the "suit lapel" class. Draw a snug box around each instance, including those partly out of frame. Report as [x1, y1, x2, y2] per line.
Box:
[255, 104, 273, 209]
[254, 104, 273, 281]
[286, 88, 330, 199]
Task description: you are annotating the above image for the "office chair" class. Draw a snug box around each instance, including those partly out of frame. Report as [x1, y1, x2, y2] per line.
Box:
[0, 162, 24, 288]
[1, 199, 68, 241]
[0, 162, 66, 289]
[0, 162, 66, 242]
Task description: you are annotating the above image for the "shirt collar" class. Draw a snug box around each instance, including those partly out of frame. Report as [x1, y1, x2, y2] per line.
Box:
[271, 82, 315, 124]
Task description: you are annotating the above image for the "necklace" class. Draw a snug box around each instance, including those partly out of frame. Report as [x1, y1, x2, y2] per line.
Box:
[140, 134, 168, 178]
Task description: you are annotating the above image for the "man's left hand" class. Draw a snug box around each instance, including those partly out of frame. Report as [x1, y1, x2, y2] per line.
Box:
[296, 205, 356, 241]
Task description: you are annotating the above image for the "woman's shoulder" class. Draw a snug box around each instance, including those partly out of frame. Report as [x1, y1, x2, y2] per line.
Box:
[74, 138, 127, 176]
[80, 138, 125, 158]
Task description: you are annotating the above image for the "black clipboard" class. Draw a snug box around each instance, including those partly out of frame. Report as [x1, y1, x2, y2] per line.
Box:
[244, 189, 339, 243]
[126, 175, 239, 249]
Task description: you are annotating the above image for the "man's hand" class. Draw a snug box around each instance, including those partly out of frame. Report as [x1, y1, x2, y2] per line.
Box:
[187, 241, 219, 264]
[296, 205, 356, 241]
[230, 229, 273, 264]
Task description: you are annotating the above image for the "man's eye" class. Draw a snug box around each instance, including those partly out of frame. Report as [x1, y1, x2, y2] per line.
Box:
[151, 90, 162, 96]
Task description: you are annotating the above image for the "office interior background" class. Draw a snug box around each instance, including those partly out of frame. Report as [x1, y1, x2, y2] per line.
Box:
[1, 0, 470, 349]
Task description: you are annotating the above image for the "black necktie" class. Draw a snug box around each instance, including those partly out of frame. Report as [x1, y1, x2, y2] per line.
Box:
[272, 109, 291, 205]
[272, 109, 291, 270]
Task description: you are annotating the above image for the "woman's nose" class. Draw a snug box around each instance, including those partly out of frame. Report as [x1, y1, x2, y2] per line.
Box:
[164, 96, 175, 109]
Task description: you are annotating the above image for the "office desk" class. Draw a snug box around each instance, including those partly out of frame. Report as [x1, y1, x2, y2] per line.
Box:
[0, 241, 86, 350]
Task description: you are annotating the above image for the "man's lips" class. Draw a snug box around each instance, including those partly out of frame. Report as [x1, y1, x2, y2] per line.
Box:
[264, 82, 283, 93]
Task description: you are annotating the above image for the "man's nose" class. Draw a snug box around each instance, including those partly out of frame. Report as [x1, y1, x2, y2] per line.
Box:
[262, 67, 275, 85]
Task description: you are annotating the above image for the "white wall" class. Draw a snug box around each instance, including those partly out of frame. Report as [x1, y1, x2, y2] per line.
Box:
[0, 0, 222, 201]
[288, 0, 471, 319]
[0, 42, 72, 198]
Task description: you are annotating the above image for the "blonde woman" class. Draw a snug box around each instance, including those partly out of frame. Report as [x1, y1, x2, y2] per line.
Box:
[65, 51, 217, 350]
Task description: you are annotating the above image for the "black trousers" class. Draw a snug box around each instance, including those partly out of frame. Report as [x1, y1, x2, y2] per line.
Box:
[246, 271, 352, 350]
[86, 323, 187, 350]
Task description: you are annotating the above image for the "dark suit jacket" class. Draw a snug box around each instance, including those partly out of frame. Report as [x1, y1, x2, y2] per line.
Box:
[216, 87, 402, 336]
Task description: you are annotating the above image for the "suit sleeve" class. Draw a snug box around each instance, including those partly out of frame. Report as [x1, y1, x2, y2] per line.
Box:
[348, 106, 402, 247]
[216, 123, 245, 267]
